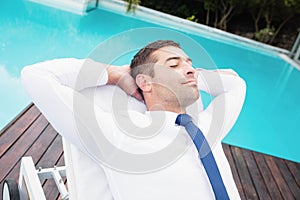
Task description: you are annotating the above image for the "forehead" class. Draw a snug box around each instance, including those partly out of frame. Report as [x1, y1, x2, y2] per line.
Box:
[152, 46, 188, 61]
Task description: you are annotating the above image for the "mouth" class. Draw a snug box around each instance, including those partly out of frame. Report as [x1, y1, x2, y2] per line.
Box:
[182, 79, 197, 85]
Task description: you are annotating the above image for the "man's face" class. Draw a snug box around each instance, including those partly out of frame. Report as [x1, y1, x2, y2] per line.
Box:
[150, 46, 199, 107]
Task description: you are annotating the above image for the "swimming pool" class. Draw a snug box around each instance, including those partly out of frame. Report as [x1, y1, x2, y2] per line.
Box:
[1, 0, 300, 162]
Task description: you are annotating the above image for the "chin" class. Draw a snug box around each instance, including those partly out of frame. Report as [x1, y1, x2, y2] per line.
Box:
[182, 95, 199, 108]
[193, 89, 200, 99]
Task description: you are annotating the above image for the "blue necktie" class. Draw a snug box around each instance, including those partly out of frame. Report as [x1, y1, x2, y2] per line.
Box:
[175, 114, 230, 200]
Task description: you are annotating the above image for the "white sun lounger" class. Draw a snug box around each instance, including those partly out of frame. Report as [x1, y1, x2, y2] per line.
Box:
[2, 139, 70, 200]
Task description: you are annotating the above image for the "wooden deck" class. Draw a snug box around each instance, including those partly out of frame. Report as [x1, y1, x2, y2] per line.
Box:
[0, 104, 299, 199]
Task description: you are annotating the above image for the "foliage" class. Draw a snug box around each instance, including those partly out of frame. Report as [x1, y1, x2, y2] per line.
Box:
[187, 15, 199, 23]
[123, 0, 140, 13]
[203, 0, 242, 30]
[254, 26, 275, 43]
[246, 0, 300, 43]
[131, 0, 300, 48]
[139, 1, 204, 19]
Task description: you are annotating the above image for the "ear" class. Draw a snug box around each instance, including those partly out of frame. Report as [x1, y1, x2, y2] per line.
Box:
[136, 74, 152, 93]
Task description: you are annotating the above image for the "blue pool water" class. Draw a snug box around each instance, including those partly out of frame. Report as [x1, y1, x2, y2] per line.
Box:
[1, 0, 300, 162]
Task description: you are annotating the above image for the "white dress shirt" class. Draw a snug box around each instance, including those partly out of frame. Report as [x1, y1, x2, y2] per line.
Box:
[21, 58, 246, 200]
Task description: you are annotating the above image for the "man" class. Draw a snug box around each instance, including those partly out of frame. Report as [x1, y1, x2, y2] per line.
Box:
[22, 40, 246, 199]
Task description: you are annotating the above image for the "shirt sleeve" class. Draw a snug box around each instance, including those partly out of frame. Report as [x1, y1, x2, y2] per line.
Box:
[22, 58, 108, 90]
[196, 69, 246, 143]
[21, 58, 112, 155]
[197, 68, 240, 96]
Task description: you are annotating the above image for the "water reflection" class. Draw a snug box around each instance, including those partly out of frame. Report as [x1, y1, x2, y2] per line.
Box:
[0, 65, 29, 130]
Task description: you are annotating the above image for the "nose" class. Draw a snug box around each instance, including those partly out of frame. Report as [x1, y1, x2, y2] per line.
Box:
[183, 61, 195, 77]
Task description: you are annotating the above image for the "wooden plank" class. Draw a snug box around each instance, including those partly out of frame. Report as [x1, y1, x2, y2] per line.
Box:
[264, 156, 295, 199]
[241, 149, 271, 200]
[0, 103, 33, 136]
[252, 151, 283, 199]
[222, 144, 246, 199]
[44, 153, 65, 200]
[285, 161, 300, 188]
[35, 134, 64, 199]
[2, 124, 58, 183]
[0, 104, 40, 157]
[0, 124, 64, 199]
[37, 134, 63, 169]
[25, 124, 58, 164]
[1, 105, 300, 199]
[275, 158, 300, 199]
[231, 146, 258, 200]
[0, 114, 48, 182]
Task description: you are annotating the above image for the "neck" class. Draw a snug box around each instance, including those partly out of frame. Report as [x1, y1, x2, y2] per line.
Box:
[145, 98, 186, 114]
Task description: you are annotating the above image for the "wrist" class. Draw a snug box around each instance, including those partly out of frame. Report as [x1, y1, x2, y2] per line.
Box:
[107, 66, 120, 85]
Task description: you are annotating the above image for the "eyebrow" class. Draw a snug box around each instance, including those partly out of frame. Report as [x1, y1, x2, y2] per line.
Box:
[165, 56, 192, 63]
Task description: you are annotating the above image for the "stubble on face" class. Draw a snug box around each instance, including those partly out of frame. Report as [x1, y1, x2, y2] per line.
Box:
[149, 47, 200, 110]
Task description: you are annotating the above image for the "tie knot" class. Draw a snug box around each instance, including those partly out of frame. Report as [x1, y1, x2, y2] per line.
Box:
[175, 114, 192, 126]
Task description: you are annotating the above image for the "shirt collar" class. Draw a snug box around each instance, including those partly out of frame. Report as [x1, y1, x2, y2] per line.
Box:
[145, 111, 179, 126]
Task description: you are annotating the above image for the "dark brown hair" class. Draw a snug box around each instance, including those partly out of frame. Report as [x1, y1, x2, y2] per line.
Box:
[129, 40, 181, 81]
